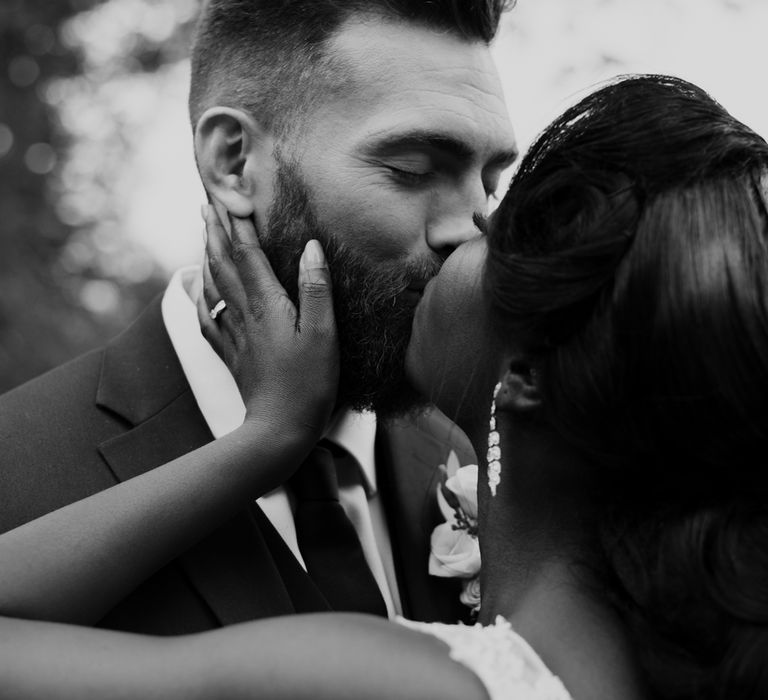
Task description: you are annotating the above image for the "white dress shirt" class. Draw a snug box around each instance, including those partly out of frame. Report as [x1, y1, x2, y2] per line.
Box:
[161, 266, 402, 616]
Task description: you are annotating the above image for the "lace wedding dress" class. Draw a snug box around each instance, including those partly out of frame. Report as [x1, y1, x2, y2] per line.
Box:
[397, 616, 572, 700]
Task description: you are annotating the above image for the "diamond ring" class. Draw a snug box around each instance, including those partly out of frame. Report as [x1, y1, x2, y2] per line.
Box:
[209, 299, 227, 321]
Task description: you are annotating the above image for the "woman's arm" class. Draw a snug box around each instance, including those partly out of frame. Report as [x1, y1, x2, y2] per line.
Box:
[0, 209, 338, 625]
[0, 420, 309, 624]
[0, 614, 489, 700]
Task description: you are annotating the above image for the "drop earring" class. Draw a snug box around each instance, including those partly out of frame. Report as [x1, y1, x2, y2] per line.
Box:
[487, 382, 502, 497]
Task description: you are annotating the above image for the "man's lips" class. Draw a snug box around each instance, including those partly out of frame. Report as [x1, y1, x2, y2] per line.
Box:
[407, 277, 433, 293]
[409, 276, 436, 327]
[402, 280, 430, 306]
[401, 288, 424, 307]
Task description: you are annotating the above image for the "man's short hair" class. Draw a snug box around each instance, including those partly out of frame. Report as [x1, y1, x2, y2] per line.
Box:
[189, 0, 514, 137]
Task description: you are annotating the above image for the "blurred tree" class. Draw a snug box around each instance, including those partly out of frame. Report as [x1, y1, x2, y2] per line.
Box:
[0, 0, 197, 393]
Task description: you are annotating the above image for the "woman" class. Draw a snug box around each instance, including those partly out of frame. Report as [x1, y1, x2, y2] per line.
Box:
[2, 74, 767, 699]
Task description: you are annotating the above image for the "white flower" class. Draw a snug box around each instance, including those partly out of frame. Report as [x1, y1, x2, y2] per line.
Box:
[429, 463, 481, 582]
[460, 576, 482, 611]
[437, 463, 478, 523]
[429, 521, 481, 577]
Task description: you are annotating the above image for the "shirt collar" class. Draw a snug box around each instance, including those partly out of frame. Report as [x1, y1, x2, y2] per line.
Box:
[162, 266, 245, 438]
[161, 266, 377, 491]
[325, 408, 378, 495]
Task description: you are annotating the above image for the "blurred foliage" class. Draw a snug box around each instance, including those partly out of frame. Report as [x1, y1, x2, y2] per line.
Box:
[0, 0, 198, 393]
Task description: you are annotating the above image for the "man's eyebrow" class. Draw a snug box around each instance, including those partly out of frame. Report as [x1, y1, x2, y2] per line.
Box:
[366, 129, 518, 167]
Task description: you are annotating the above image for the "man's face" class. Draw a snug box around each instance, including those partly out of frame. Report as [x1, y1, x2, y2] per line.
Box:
[263, 16, 516, 418]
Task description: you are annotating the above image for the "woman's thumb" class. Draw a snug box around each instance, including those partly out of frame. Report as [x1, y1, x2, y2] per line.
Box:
[297, 240, 335, 335]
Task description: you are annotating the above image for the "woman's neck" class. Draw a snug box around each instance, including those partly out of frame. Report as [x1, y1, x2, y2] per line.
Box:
[482, 554, 648, 700]
[464, 424, 649, 700]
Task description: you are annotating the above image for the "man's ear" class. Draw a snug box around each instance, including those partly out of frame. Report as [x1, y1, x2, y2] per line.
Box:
[495, 355, 541, 414]
[194, 106, 276, 219]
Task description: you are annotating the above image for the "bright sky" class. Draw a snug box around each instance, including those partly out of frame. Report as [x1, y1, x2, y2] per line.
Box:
[78, 0, 768, 272]
[493, 0, 768, 154]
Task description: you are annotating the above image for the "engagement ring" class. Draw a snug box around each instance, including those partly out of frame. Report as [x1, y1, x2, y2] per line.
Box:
[209, 299, 227, 320]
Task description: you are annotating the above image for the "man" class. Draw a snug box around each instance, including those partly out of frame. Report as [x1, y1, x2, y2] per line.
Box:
[0, 0, 517, 633]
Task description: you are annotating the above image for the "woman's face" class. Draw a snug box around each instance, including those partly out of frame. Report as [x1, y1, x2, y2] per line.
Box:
[405, 237, 503, 425]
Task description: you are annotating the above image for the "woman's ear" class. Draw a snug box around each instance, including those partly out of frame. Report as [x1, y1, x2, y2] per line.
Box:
[495, 355, 541, 414]
[194, 107, 276, 219]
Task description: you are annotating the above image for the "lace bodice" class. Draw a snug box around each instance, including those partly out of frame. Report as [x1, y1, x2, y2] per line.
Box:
[396, 616, 572, 700]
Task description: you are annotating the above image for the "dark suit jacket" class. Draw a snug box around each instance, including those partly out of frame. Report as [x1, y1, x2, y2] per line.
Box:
[0, 297, 476, 634]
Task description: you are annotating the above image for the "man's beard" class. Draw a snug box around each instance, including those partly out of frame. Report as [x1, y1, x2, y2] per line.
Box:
[260, 160, 436, 419]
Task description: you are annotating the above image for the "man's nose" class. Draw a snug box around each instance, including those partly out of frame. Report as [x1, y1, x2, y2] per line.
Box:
[426, 183, 486, 256]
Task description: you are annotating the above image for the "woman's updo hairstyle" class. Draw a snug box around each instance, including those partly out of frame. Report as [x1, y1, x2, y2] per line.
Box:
[486, 75, 768, 698]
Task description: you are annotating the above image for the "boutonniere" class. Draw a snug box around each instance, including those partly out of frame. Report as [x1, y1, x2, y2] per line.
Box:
[428, 451, 482, 616]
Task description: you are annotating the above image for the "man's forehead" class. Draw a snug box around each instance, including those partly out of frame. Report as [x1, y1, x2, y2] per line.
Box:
[322, 15, 515, 158]
[327, 15, 502, 97]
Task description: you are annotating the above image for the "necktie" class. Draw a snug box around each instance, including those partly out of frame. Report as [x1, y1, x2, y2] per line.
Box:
[290, 444, 388, 617]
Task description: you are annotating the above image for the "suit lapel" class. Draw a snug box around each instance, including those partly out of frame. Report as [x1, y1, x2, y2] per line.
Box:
[95, 297, 190, 429]
[95, 297, 211, 486]
[174, 504, 328, 625]
[377, 408, 477, 623]
[95, 297, 328, 625]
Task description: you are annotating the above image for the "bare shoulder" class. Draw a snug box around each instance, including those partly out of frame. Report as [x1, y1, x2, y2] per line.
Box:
[181, 613, 490, 700]
[341, 614, 491, 700]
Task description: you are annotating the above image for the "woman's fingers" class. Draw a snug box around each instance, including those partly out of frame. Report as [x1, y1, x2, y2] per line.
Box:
[228, 209, 263, 248]
[201, 248, 220, 311]
[199, 208, 241, 353]
[204, 206, 246, 315]
[201, 252, 237, 337]
[197, 273, 229, 360]
[228, 213, 288, 304]
[297, 240, 335, 337]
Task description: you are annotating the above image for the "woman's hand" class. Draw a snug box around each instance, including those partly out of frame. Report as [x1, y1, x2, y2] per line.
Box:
[197, 205, 338, 443]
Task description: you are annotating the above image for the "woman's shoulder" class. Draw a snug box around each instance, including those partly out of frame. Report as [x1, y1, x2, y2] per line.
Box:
[396, 616, 573, 700]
